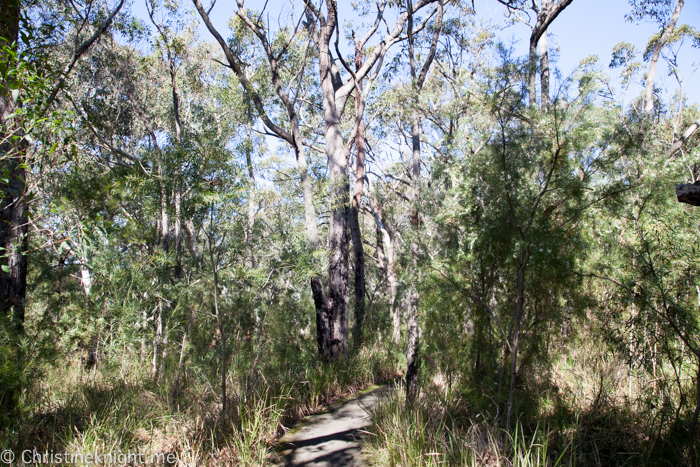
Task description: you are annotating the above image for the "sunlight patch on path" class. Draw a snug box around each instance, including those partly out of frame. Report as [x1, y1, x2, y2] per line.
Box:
[275, 384, 394, 467]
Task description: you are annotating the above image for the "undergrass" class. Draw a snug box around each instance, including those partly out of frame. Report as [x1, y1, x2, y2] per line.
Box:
[2, 344, 399, 466]
[362, 387, 575, 467]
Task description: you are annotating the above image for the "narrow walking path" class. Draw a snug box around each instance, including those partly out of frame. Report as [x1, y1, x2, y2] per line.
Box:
[274, 384, 394, 466]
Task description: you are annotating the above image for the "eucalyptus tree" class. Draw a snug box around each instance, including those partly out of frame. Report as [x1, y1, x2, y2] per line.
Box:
[195, 0, 442, 360]
[192, 0, 335, 358]
[403, 0, 445, 405]
[626, 0, 685, 116]
[496, 0, 574, 109]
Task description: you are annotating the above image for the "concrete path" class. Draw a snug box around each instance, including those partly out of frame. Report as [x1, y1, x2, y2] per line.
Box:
[275, 384, 393, 467]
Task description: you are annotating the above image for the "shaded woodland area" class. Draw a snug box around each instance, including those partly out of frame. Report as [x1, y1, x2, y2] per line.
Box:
[1, 0, 700, 464]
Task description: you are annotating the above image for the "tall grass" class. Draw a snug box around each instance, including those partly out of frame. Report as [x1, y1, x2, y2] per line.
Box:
[363, 389, 575, 467]
[3, 343, 399, 466]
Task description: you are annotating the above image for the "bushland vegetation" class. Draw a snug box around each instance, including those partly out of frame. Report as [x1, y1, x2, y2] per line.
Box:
[1, 0, 699, 465]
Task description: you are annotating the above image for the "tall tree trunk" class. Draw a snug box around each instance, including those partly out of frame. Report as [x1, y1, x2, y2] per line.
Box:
[323, 89, 350, 360]
[244, 112, 256, 270]
[525, 0, 574, 108]
[172, 307, 193, 403]
[0, 0, 26, 332]
[208, 232, 227, 417]
[528, 40, 538, 108]
[373, 198, 399, 343]
[405, 286, 420, 403]
[539, 28, 550, 111]
[160, 163, 169, 253]
[153, 300, 163, 379]
[644, 0, 684, 115]
[404, 0, 443, 405]
[350, 42, 367, 351]
[304, 1, 350, 361]
[406, 109, 422, 405]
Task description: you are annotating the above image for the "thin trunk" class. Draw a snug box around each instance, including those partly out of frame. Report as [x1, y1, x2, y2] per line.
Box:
[208, 233, 227, 416]
[350, 41, 366, 351]
[244, 112, 255, 269]
[159, 322, 168, 381]
[153, 300, 163, 379]
[539, 28, 550, 111]
[160, 165, 169, 253]
[384, 229, 398, 344]
[376, 215, 385, 270]
[170, 67, 182, 142]
[526, 0, 574, 108]
[528, 40, 538, 108]
[80, 256, 91, 297]
[183, 220, 200, 264]
[404, 0, 443, 405]
[644, 0, 684, 115]
[405, 286, 420, 404]
[405, 107, 422, 405]
[172, 323, 188, 402]
[174, 189, 182, 275]
[506, 248, 528, 432]
[249, 310, 268, 378]
[373, 196, 399, 343]
[141, 308, 148, 365]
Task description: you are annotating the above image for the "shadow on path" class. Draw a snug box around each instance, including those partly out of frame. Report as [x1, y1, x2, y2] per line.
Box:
[275, 384, 395, 467]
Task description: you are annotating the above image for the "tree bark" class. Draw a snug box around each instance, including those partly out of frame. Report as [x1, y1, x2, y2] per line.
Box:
[322, 60, 350, 360]
[405, 286, 420, 404]
[644, 0, 684, 115]
[524, 0, 574, 108]
[159, 163, 169, 252]
[183, 219, 200, 264]
[675, 182, 700, 206]
[373, 198, 399, 344]
[539, 25, 550, 111]
[300, 0, 439, 359]
[669, 115, 700, 156]
[0, 0, 25, 330]
[174, 189, 182, 274]
[350, 40, 367, 351]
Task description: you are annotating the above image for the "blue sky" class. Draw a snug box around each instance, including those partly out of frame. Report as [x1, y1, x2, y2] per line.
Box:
[481, 0, 700, 105]
[130, 0, 699, 106]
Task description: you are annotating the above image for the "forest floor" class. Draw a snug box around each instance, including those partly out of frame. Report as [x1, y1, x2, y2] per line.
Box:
[272, 382, 397, 466]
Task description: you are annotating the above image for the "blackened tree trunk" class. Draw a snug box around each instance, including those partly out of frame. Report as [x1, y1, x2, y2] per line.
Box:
[301, 0, 438, 359]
